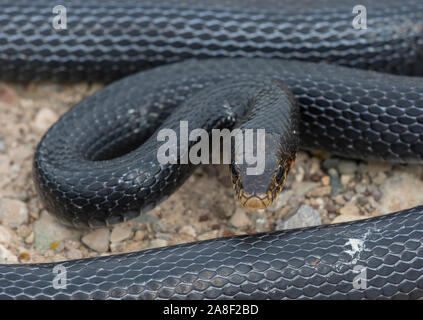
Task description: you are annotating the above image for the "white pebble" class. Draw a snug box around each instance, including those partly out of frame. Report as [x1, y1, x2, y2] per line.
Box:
[0, 244, 17, 263]
[81, 228, 110, 253]
[0, 198, 28, 228]
[179, 225, 197, 238]
[149, 239, 168, 248]
[0, 225, 11, 244]
[110, 225, 133, 243]
[229, 208, 252, 228]
[34, 108, 59, 132]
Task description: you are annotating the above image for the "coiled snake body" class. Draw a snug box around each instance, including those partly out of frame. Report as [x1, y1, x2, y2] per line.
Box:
[1, 0, 423, 299]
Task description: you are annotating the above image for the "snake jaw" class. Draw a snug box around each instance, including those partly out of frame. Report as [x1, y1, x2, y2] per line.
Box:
[231, 151, 295, 210]
[239, 191, 273, 209]
[231, 163, 288, 210]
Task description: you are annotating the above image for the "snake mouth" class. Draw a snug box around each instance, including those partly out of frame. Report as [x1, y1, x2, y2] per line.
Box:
[238, 191, 273, 209]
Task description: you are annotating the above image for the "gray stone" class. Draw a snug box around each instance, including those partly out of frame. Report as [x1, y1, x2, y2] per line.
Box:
[134, 213, 159, 224]
[0, 139, 6, 152]
[337, 160, 358, 175]
[328, 168, 343, 196]
[33, 211, 82, 253]
[276, 205, 322, 230]
[322, 158, 339, 170]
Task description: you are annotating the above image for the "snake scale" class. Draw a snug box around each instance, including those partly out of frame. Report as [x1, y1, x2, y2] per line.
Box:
[0, 0, 423, 299]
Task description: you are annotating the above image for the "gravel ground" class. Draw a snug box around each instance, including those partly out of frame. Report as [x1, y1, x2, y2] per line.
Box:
[0, 80, 423, 264]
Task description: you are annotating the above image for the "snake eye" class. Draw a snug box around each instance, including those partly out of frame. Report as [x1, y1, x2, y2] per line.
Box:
[275, 166, 285, 183]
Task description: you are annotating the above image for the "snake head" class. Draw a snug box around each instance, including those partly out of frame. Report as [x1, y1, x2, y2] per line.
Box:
[230, 132, 296, 210]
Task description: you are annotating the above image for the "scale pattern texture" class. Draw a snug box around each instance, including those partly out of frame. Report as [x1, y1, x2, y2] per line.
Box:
[0, 0, 423, 300]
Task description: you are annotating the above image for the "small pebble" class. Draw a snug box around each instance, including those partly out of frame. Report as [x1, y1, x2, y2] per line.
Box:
[8, 145, 32, 162]
[110, 225, 133, 243]
[0, 244, 17, 263]
[24, 232, 34, 244]
[229, 208, 252, 228]
[309, 160, 321, 175]
[355, 184, 367, 194]
[255, 218, 268, 233]
[197, 230, 219, 241]
[337, 160, 358, 175]
[371, 187, 382, 201]
[0, 155, 10, 174]
[199, 214, 209, 222]
[0, 139, 6, 152]
[149, 239, 168, 248]
[16, 224, 31, 238]
[0, 225, 11, 244]
[368, 161, 392, 176]
[125, 241, 144, 252]
[340, 174, 352, 186]
[50, 241, 64, 252]
[331, 214, 364, 224]
[339, 201, 359, 215]
[343, 191, 354, 201]
[34, 108, 59, 132]
[66, 248, 83, 260]
[322, 158, 339, 170]
[325, 203, 337, 213]
[294, 166, 305, 182]
[372, 172, 387, 185]
[291, 181, 319, 197]
[81, 229, 110, 253]
[357, 196, 368, 206]
[276, 205, 322, 230]
[0, 198, 28, 228]
[110, 241, 125, 252]
[379, 172, 423, 214]
[321, 176, 330, 186]
[33, 211, 81, 253]
[64, 239, 81, 250]
[306, 186, 331, 197]
[19, 252, 30, 261]
[134, 213, 159, 224]
[179, 225, 197, 238]
[267, 190, 293, 212]
[134, 230, 146, 241]
[328, 168, 343, 195]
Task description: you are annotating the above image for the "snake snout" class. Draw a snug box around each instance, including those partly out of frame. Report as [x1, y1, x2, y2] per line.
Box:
[241, 193, 273, 209]
[230, 133, 296, 210]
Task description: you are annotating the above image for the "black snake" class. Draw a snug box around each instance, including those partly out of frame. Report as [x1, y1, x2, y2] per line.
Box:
[0, 0, 423, 299]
